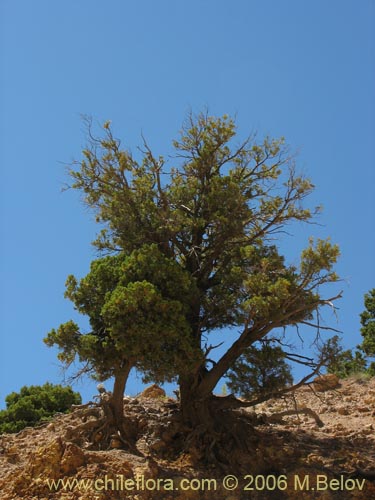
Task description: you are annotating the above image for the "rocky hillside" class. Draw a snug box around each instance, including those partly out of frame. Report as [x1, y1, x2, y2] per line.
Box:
[1, 376, 375, 499]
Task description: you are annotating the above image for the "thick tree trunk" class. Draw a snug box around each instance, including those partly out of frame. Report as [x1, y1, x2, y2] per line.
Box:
[180, 380, 243, 428]
[180, 378, 212, 428]
[111, 364, 131, 425]
[69, 362, 134, 450]
[179, 377, 254, 467]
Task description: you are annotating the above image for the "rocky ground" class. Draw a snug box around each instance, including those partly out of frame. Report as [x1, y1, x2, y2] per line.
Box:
[0, 376, 375, 499]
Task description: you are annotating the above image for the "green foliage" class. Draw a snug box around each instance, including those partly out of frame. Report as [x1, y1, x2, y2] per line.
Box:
[45, 244, 201, 384]
[359, 288, 375, 357]
[46, 111, 342, 406]
[324, 336, 368, 379]
[0, 383, 81, 434]
[324, 288, 375, 380]
[226, 343, 293, 399]
[220, 384, 228, 396]
[367, 362, 375, 377]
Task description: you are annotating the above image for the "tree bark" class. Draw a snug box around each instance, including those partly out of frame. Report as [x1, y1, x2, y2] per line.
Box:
[179, 373, 217, 429]
[110, 361, 132, 428]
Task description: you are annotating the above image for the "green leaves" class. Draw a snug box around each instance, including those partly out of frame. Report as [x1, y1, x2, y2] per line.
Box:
[322, 290, 375, 380]
[359, 288, 375, 357]
[44, 244, 200, 383]
[324, 335, 369, 379]
[44, 320, 81, 365]
[47, 111, 343, 399]
[0, 383, 81, 434]
[242, 256, 301, 324]
[69, 113, 320, 262]
[301, 238, 340, 275]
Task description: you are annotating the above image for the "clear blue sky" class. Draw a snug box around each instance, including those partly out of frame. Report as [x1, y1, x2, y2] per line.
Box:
[1, 0, 374, 407]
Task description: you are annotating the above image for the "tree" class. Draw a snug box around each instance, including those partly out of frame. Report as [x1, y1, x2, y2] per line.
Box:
[359, 288, 375, 358]
[0, 383, 81, 434]
[226, 343, 293, 399]
[324, 290, 375, 379]
[45, 245, 200, 439]
[46, 112, 341, 447]
[324, 335, 368, 379]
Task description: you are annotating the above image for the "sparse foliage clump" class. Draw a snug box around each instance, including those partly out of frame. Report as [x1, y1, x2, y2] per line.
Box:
[0, 383, 81, 434]
[324, 336, 368, 379]
[359, 288, 375, 360]
[324, 290, 375, 379]
[226, 343, 293, 399]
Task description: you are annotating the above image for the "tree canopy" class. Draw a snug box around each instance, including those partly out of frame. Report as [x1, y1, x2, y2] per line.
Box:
[44, 244, 201, 428]
[45, 111, 341, 431]
[45, 245, 200, 384]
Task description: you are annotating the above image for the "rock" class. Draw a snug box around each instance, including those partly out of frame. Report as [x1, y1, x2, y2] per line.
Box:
[109, 435, 123, 449]
[140, 384, 166, 399]
[60, 442, 86, 474]
[313, 374, 340, 391]
[149, 438, 166, 452]
[30, 437, 65, 478]
[337, 407, 349, 415]
[1, 376, 375, 499]
[362, 428, 373, 435]
[356, 406, 371, 413]
[147, 407, 161, 414]
[129, 398, 140, 405]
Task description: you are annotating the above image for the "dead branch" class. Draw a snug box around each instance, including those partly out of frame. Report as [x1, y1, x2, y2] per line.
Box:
[267, 407, 324, 427]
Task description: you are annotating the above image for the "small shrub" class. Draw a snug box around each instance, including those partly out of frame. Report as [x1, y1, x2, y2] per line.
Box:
[0, 382, 81, 433]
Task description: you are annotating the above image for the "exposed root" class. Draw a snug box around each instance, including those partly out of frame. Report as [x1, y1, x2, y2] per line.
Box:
[64, 395, 137, 451]
[182, 407, 260, 471]
[267, 406, 324, 427]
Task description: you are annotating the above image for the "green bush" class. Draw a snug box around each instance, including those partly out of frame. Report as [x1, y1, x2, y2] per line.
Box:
[324, 290, 375, 379]
[0, 383, 81, 433]
[324, 336, 368, 379]
[359, 288, 375, 358]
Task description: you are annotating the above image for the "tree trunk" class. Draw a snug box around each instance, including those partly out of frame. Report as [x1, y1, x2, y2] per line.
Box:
[180, 378, 211, 428]
[179, 377, 254, 467]
[109, 361, 133, 441]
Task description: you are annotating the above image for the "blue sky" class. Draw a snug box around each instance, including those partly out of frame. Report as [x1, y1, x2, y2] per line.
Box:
[1, 0, 374, 407]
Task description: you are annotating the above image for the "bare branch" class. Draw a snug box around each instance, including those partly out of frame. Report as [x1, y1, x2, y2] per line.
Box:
[232, 361, 324, 408]
[300, 321, 342, 334]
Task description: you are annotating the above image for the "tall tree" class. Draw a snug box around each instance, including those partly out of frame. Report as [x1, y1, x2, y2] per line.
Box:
[47, 112, 341, 438]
